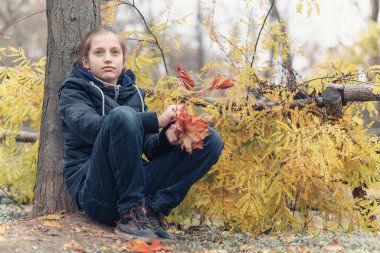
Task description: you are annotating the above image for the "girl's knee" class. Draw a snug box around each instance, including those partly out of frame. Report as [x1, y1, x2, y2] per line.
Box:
[107, 106, 142, 133]
[109, 106, 137, 119]
[204, 129, 224, 156]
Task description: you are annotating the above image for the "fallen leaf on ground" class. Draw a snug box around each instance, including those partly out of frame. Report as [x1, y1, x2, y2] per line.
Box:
[35, 213, 62, 221]
[0, 224, 6, 241]
[324, 238, 344, 251]
[70, 224, 114, 238]
[43, 221, 62, 227]
[125, 238, 173, 253]
[63, 240, 83, 252]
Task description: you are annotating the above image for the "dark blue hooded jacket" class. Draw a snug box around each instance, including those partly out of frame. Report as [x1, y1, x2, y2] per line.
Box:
[58, 67, 173, 202]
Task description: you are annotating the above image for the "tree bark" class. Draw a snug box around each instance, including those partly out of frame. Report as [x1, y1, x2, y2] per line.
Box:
[326, 83, 380, 101]
[33, 0, 101, 215]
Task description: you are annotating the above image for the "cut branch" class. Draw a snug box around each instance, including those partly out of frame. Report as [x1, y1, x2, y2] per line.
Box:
[322, 87, 343, 118]
[326, 83, 380, 101]
[0, 130, 39, 143]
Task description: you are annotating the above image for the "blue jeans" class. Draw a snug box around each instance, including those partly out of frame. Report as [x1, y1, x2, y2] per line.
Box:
[77, 107, 224, 225]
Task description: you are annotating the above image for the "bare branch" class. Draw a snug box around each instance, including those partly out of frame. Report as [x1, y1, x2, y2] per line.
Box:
[219, 34, 250, 63]
[251, 0, 275, 67]
[120, 1, 169, 75]
[126, 37, 156, 44]
[0, 9, 45, 34]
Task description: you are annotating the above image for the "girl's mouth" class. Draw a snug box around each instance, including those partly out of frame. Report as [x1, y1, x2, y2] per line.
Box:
[102, 67, 115, 70]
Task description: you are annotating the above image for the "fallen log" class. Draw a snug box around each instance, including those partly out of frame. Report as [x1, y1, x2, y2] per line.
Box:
[5, 84, 380, 143]
[149, 83, 379, 114]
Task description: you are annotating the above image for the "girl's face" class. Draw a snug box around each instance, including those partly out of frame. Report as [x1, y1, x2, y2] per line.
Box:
[82, 32, 124, 85]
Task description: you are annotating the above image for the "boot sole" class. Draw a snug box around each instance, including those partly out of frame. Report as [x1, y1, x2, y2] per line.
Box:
[115, 228, 158, 241]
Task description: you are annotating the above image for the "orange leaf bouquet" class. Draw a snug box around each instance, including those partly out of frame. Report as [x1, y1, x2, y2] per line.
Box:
[174, 105, 210, 154]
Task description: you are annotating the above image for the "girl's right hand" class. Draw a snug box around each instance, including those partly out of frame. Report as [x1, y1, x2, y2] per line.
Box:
[158, 105, 181, 128]
[165, 124, 180, 145]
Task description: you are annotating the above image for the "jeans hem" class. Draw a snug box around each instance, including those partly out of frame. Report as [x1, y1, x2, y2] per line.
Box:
[145, 198, 170, 216]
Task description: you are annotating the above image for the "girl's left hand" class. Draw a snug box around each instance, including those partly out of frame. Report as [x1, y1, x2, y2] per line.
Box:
[158, 104, 182, 128]
[165, 124, 180, 145]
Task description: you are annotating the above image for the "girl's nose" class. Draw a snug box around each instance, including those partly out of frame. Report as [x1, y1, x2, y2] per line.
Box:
[104, 52, 112, 62]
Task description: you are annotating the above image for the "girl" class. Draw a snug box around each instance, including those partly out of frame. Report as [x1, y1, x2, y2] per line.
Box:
[58, 26, 223, 240]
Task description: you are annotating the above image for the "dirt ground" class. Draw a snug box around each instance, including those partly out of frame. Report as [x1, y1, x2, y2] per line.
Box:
[2, 207, 375, 252]
[0, 211, 188, 253]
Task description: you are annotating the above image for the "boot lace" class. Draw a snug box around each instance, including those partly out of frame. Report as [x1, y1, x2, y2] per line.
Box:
[128, 206, 150, 228]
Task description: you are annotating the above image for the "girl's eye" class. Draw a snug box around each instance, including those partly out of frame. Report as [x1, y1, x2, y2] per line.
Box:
[112, 50, 120, 56]
[94, 51, 104, 56]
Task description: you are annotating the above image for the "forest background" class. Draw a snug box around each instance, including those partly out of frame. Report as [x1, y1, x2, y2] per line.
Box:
[1, 0, 380, 235]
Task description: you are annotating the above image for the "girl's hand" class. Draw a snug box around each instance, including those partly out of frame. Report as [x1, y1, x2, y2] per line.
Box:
[165, 124, 180, 145]
[158, 105, 181, 128]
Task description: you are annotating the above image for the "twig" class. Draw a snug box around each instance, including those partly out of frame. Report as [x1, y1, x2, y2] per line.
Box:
[245, 7, 255, 59]
[219, 34, 250, 63]
[126, 37, 156, 44]
[0, 187, 23, 210]
[301, 76, 377, 87]
[0, 9, 45, 34]
[121, 1, 169, 75]
[161, 0, 173, 53]
[251, 0, 275, 67]
[209, 35, 238, 71]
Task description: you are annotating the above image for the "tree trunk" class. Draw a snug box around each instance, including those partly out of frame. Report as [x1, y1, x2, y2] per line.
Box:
[371, 0, 379, 22]
[196, 0, 205, 69]
[33, 0, 101, 215]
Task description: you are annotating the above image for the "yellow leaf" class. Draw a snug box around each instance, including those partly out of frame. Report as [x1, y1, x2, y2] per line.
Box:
[36, 213, 62, 220]
[43, 221, 62, 227]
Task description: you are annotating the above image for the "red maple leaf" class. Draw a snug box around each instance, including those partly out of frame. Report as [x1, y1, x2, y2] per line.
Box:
[174, 105, 210, 153]
[177, 64, 195, 91]
[215, 78, 233, 89]
[209, 74, 221, 90]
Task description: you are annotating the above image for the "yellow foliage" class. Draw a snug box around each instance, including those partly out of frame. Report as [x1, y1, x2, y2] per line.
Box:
[151, 61, 380, 233]
[0, 47, 43, 203]
[296, 0, 320, 16]
[101, 0, 121, 26]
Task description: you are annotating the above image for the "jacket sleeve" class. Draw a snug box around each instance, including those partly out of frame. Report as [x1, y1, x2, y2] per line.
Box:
[59, 86, 105, 145]
[137, 111, 159, 134]
[143, 129, 175, 160]
[138, 88, 175, 159]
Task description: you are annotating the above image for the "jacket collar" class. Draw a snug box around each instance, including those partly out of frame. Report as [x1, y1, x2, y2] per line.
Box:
[69, 65, 136, 87]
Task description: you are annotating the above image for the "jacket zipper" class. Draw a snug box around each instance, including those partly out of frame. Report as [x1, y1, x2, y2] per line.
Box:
[114, 85, 120, 101]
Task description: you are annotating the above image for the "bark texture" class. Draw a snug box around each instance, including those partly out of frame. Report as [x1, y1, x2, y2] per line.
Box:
[33, 0, 100, 214]
[322, 87, 343, 118]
